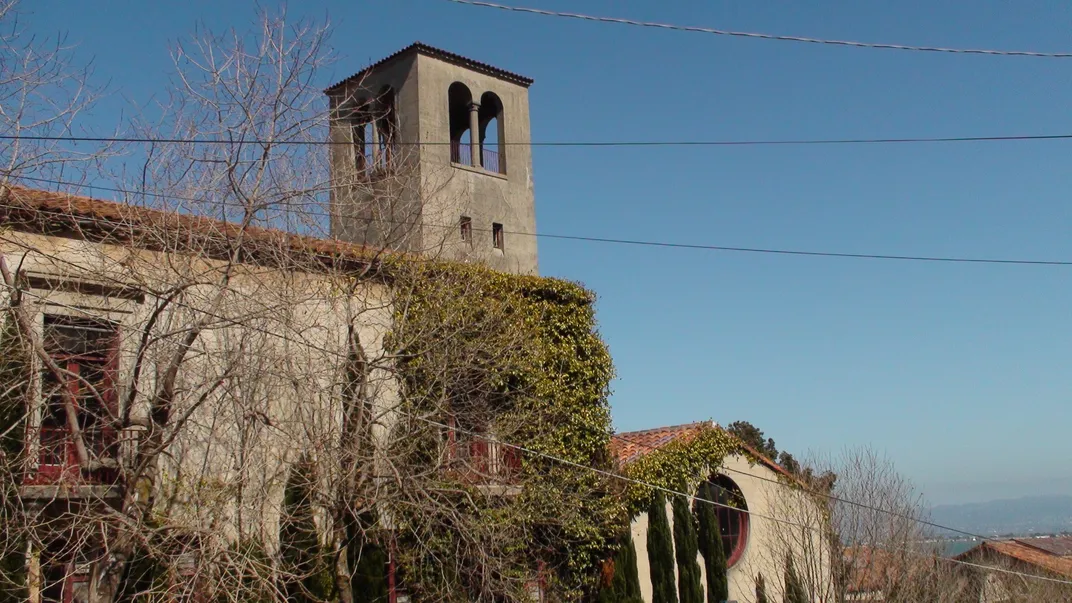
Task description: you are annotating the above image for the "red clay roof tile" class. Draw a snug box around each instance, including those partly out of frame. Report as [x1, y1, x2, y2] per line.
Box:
[956, 539, 1072, 579]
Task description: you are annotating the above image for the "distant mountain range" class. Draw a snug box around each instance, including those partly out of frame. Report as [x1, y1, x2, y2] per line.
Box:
[928, 495, 1072, 537]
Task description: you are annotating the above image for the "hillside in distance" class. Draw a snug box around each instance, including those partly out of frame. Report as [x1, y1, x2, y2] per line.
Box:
[929, 495, 1072, 537]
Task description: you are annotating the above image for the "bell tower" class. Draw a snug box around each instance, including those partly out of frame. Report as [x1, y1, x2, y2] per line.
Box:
[326, 43, 538, 275]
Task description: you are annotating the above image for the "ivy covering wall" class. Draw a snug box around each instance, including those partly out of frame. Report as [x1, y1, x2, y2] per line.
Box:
[622, 425, 738, 514]
[385, 261, 621, 600]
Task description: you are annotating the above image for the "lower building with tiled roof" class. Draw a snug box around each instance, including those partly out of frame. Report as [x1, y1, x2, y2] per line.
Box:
[612, 419, 834, 603]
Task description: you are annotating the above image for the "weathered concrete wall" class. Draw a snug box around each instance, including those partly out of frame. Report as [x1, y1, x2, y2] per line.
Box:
[413, 52, 538, 275]
[2, 230, 398, 546]
[329, 53, 425, 253]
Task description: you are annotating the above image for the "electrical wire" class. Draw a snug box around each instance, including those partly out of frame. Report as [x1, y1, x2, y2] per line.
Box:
[447, 0, 1072, 59]
[0, 181, 1062, 553]
[11, 175, 1072, 268]
[609, 427, 1000, 543]
[1, 271, 1069, 586]
[7, 132, 1072, 147]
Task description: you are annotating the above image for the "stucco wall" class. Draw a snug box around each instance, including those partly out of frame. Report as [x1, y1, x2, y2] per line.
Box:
[2, 230, 398, 546]
[631, 453, 834, 603]
[413, 52, 538, 275]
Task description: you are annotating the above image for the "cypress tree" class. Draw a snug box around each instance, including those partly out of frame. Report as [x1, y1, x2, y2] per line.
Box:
[621, 530, 644, 602]
[349, 511, 389, 603]
[755, 573, 769, 603]
[596, 530, 644, 603]
[279, 456, 334, 602]
[672, 495, 703, 603]
[647, 492, 677, 603]
[695, 482, 728, 603]
[783, 554, 809, 603]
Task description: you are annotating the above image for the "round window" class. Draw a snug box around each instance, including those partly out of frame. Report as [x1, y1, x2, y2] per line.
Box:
[707, 475, 749, 567]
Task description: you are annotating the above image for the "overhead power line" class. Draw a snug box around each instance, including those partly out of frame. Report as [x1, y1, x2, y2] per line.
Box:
[13, 175, 1072, 268]
[6, 132, 1072, 147]
[1, 275, 1069, 586]
[608, 428, 994, 542]
[447, 0, 1072, 59]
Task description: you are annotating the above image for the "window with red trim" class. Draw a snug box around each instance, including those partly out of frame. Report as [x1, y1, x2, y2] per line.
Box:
[709, 474, 749, 567]
[442, 415, 519, 483]
[34, 314, 120, 484]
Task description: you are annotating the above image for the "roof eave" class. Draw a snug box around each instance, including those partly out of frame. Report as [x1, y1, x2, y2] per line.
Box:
[324, 42, 533, 95]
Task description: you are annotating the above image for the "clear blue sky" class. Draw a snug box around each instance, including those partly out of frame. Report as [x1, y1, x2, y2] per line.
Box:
[26, 0, 1072, 505]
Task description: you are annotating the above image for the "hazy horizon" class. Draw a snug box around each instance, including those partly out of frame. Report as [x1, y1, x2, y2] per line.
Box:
[923, 478, 1072, 507]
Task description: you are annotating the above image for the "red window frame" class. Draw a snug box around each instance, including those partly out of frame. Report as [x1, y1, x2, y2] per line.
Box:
[41, 559, 91, 603]
[29, 315, 120, 485]
[442, 415, 519, 482]
[710, 475, 750, 567]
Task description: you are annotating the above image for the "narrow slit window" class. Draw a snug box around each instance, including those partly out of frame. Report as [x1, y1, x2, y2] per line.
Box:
[492, 223, 504, 251]
[460, 216, 473, 243]
[351, 122, 367, 172]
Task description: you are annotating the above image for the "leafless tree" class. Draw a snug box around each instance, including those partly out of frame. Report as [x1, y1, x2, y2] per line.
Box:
[1, 5, 616, 602]
[0, 0, 111, 186]
[751, 447, 981, 603]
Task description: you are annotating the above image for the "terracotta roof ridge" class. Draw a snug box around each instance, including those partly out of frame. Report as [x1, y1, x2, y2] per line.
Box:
[1, 185, 395, 267]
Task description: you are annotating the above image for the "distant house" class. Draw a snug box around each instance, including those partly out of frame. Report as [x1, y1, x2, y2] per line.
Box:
[611, 421, 835, 603]
[842, 546, 947, 602]
[843, 547, 899, 601]
[955, 536, 1072, 602]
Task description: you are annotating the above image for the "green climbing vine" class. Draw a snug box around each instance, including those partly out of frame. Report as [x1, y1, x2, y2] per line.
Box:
[384, 260, 621, 600]
[622, 424, 739, 513]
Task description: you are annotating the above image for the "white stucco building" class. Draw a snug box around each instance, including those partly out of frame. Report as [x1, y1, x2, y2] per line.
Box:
[612, 421, 834, 603]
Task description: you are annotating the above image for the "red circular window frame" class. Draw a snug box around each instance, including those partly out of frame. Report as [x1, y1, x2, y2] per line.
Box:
[710, 475, 750, 568]
[726, 510, 749, 568]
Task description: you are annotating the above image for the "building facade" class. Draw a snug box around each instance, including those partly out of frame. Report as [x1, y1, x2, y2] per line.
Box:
[955, 537, 1072, 602]
[613, 422, 835, 603]
[2, 186, 400, 602]
[0, 181, 589, 603]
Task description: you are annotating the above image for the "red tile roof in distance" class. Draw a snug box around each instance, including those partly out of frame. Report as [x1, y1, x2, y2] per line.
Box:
[842, 547, 905, 595]
[611, 420, 796, 481]
[324, 42, 534, 93]
[1015, 536, 1072, 558]
[956, 539, 1072, 579]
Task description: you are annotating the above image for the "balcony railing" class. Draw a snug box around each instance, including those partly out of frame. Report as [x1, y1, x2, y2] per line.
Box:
[450, 141, 506, 175]
[447, 436, 521, 484]
[26, 425, 143, 486]
[450, 141, 473, 166]
[481, 147, 503, 174]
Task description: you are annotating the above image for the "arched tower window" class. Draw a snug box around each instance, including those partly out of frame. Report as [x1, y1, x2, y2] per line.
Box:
[478, 91, 505, 174]
[448, 82, 475, 167]
[376, 86, 397, 167]
[706, 474, 750, 567]
[348, 97, 375, 174]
